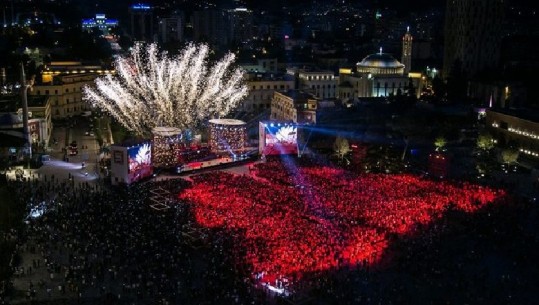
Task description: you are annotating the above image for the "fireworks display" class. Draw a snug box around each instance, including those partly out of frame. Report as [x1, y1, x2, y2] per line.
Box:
[83, 43, 248, 136]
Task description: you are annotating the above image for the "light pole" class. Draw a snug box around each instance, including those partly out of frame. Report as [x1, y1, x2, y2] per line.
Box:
[19, 62, 33, 161]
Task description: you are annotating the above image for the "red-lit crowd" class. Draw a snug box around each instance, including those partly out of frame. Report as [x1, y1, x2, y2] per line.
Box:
[179, 157, 507, 289]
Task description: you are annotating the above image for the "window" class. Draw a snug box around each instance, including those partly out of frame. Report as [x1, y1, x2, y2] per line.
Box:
[65, 88, 69, 93]
[55, 90, 58, 94]
[37, 90, 41, 95]
[45, 90, 49, 95]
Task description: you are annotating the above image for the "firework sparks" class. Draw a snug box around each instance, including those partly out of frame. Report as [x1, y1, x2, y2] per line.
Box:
[83, 43, 248, 136]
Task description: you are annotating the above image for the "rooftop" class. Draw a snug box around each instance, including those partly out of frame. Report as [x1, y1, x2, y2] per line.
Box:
[357, 53, 404, 69]
[245, 72, 294, 82]
[280, 90, 317, 101]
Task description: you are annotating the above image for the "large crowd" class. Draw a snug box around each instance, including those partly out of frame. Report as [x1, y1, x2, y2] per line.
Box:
[2, 156, 537, 305]
[180, 157, 507, 289]
[3, 177, 261, 304]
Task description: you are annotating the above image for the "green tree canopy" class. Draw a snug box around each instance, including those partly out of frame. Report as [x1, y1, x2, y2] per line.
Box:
[333, 136, 351, 160]
[477, 132, 495, 151]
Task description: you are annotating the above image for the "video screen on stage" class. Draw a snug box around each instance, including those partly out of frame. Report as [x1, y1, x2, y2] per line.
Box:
[263, 124, 298, 155]
[128, 143, 153, 183]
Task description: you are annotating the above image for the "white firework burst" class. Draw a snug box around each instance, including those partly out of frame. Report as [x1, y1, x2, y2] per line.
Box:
[83, 43, 248, 136]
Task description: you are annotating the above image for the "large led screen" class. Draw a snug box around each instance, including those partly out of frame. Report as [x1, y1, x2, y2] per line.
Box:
[128, 143, 153, 183]
[263, 124, 298, 155]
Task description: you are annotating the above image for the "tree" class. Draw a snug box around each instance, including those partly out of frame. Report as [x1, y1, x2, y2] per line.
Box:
[434, 136, 447, 151]
[501, 148, 519, 165]
[333, 136, 351, 160]
[477, 132, 495, 151]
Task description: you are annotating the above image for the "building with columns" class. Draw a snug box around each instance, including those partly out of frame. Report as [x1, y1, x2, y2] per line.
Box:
[30, 62, 114, 120]
[296, 70, 338, 99]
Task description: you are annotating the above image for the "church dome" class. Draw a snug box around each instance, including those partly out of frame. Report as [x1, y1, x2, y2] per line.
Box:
[356, 53, 405, 75]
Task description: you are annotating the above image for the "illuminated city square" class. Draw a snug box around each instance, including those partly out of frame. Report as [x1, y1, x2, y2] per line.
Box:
[1, 0, 539, 304]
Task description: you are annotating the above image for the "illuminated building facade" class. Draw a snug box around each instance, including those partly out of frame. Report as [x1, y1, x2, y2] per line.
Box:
[338, 49, 410, 99]
[242, 72, 294, 113]
[402, 27, 413, 75]
[271, 90, 317, 124]
[30, 62, 114, 119]
[296, 70, 338, 99]
[82, 14, 118, 35]
[487, 109, 539, 159]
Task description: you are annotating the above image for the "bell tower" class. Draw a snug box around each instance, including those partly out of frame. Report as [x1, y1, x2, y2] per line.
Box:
[402, 26, 413, 75]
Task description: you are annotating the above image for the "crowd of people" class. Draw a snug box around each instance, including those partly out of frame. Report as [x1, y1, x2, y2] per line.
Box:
[180, 157, 508, 290]
[2, 155, 537, 305]
[3, 177, 262, 304]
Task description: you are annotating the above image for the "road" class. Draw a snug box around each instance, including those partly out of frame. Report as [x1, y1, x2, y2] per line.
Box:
[38, 116, 103, 185]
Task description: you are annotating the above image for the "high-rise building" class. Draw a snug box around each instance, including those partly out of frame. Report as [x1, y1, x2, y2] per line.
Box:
[402, 27, 413, 75]
[129, 3, 154, 42]
[443, 0, 505, 79]
[227, 8, 253, 44]
[158, 14, 184, 44]
[191, 9, 230, 47]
